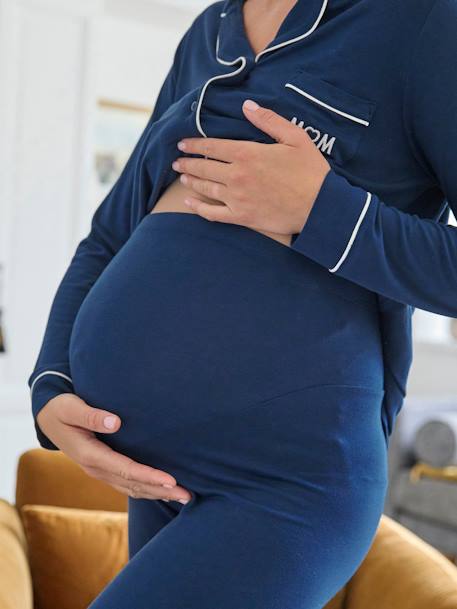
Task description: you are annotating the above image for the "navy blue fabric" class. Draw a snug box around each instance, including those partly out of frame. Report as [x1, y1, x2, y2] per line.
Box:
[65, 211, 388, 608]
[28, 0, 456, 450]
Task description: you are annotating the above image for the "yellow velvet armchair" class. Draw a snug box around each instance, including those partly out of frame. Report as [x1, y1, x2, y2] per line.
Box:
[2, 447, 457, 609]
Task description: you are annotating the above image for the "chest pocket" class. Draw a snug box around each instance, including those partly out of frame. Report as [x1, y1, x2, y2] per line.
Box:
[278, 68, 377, 166]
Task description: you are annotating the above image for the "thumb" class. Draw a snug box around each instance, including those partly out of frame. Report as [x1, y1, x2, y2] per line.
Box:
[59, 395, 121, 433]
[242, 99, 304, 146]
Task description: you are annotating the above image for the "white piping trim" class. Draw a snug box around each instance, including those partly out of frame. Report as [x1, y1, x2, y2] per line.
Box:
[215, 33, 242, 66]
[195, 37, 247, 137]
[329, 192, 372, 273]
[285, 83, 370, 126]
[254, 0, 329, 63]
[30, 370, 73, 397]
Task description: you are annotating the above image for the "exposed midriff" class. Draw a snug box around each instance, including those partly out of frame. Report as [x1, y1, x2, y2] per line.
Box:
[149, 177, 292, 247]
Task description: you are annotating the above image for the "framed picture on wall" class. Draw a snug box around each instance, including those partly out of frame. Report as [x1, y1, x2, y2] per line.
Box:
[92, 99, 152, 203]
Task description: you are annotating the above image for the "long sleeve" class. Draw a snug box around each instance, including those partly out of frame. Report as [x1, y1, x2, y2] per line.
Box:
[290, 0, 457, 319]
[28, 39, 186, 450]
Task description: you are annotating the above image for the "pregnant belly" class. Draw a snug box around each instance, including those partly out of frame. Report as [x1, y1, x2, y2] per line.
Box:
[68, 211, 386, 492]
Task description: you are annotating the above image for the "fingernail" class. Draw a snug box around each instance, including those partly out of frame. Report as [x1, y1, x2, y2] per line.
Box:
[172, 160, 180, 171]
[178, 498, 189, 505]
[177, 140, 187, 150]
[180, 174, 188, 184]
[184, 198, 192, 207]
[162, 498, 170, 503]
[104, 416, 116, 429]
[163, 484, 174, 489]
[244, 99, 259, 111]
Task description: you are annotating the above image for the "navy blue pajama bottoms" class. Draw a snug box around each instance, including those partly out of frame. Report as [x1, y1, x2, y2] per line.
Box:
[69, 211, 388, 609]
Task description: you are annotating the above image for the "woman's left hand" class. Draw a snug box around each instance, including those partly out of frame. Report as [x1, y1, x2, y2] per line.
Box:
[172, 99, 331, 237]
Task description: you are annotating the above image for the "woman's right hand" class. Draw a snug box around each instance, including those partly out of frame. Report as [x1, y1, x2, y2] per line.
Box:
[36, 394, 193, 504]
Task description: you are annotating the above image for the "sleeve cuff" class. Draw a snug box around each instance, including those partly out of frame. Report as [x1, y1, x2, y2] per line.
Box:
[30, 373, 75, 451]
[290, 168, 373, 273]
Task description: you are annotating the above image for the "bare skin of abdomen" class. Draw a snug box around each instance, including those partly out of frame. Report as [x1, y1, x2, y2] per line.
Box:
[150, 177, 293, 247]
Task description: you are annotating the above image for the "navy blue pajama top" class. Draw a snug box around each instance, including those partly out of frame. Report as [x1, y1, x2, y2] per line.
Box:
[29, 0, 457, 449]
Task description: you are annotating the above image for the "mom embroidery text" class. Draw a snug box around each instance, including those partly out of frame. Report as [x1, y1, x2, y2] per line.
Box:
[291, 117, 336, 156]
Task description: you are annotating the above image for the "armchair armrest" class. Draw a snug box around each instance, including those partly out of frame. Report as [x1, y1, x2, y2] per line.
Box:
[0, 499, 33, 609]
[15, 448, 127, 512]
[345, 515, 457, 609]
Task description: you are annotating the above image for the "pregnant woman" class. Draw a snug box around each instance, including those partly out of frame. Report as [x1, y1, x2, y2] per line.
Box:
[29, 0, 457, 607]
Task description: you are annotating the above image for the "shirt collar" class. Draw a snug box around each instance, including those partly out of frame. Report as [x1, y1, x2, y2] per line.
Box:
[216, 0, 329, 64]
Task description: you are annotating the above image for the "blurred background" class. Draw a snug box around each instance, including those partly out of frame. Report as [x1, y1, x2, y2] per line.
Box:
[1, 0, 457, 564]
